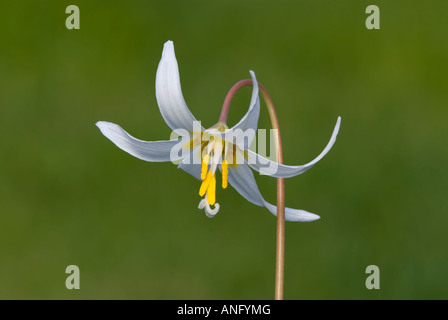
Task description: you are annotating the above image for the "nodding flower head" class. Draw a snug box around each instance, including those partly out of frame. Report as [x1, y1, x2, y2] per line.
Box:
[96, 40, 341, 221]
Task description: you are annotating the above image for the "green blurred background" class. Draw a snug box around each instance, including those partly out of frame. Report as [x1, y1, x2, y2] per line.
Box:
[1, 0, 447, 299]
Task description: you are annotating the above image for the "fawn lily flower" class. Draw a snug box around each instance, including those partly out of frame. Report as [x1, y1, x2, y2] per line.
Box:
[96, 41, 341, 221]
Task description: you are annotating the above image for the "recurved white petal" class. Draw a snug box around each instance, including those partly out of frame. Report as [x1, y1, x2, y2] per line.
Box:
[247, 116, 341, 178]
[216, 71, 260, 148]
[156, 41, 200, 133]
[226, 163, 319, 221]
[226, 162, 265, 206]
[96, 121, 182, 162]
[229, 70, 260, 133]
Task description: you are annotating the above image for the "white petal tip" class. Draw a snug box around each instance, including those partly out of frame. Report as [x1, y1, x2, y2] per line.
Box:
[95, 121, 114, 134]
[249, 70, 257, 82]
[163, 40, 174, 49]
[95, 122, 126, 142]
[333, 117, 341, 135]
[161, 41, 175, 61]
[332, 117, 341, 139]
[264, 201, 320, 222]
[286, 211, 321, 222]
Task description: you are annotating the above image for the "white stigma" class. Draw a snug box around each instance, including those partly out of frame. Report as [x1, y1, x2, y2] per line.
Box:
[198, 195, 220, 218]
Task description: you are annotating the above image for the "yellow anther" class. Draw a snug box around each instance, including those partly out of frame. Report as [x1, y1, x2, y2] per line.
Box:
[199, 171, 213, 197]
[201, 154, 210, 180]
[207, 174, 216, 205]
[222, 160, 228, 189]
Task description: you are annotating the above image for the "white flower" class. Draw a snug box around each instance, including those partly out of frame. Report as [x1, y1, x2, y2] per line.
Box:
[96, 41, 341, 221]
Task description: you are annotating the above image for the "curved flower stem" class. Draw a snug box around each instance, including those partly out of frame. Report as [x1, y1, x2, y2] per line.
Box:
[220, 79, 285, 300]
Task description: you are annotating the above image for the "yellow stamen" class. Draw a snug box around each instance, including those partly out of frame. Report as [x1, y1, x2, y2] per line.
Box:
[201, 154, 210, 180]
[207, 174, 216, 205]
[199, 171, 213, 197]
[222, 160, 228, 189]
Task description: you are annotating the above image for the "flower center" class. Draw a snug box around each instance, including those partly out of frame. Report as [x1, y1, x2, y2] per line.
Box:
[199, 138, 228, 203]
[197, 125, 230, 217]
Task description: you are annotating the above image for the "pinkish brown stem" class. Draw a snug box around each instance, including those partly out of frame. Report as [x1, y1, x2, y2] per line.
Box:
[220, 79, 285, 300]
